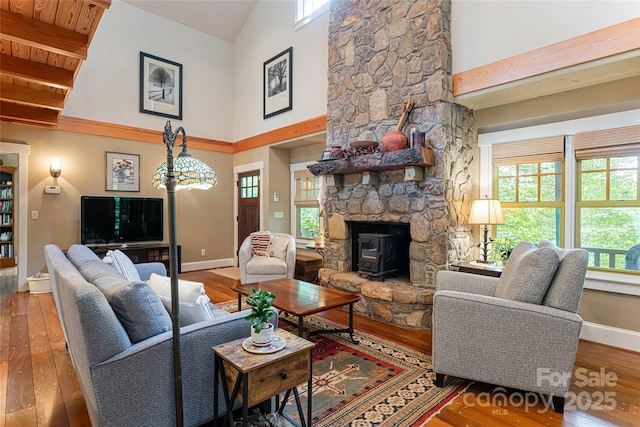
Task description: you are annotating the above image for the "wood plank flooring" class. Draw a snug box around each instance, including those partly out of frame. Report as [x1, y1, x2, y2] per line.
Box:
[1, 269, 638, 426]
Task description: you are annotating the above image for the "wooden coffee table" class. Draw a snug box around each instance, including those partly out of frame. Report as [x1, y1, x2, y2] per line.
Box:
[231, 278, 360, 342]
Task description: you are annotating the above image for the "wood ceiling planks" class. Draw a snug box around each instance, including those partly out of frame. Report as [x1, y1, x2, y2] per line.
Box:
[0, 0, 110, 126]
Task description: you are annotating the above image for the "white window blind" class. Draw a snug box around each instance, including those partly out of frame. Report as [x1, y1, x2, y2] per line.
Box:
[492, 136, 564, 165]
[574, 125, 640, 160]
[294, 170, 320, 207]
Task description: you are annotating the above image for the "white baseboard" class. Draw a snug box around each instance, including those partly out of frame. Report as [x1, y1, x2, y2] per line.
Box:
[181, 258, 235, 272]
[581, 321, 640, 353]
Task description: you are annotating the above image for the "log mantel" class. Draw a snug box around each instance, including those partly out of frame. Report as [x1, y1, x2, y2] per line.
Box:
[307, 147, 435, 176]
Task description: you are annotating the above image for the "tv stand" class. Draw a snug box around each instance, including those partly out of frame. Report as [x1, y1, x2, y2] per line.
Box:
[91, 244, 181, 275]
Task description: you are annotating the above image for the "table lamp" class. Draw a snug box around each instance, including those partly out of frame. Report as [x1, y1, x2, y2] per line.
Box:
[469, 196, 504, 263]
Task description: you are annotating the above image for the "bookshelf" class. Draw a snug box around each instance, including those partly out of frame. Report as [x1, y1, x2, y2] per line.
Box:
[0, 166, 15, 268]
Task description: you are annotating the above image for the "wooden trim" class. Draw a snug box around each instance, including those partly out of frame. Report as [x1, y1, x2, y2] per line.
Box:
[233, 115, 327, 153]
[0, 9, 89, 60]
[55, 116, 234, 153]
[6, 114, 326, 154]
[0, 54, 74, 90]
[454, 18, 640, 96]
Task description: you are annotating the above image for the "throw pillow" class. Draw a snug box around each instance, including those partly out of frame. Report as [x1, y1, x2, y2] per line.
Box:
[269, 235, 289, 260]
[105, 250, 142, 282]
[498, 247, 560, 304]
[539, 240, 588, 313]
[493, 241, 537, 298]
[101, 281, 171, 343]
[147, 273, 215, 325]
[250, 231, 272, 257]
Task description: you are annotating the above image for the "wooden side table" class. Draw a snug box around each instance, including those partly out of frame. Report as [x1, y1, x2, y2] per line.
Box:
[452, 261, 503, 277]
[212, 330, 315, 427]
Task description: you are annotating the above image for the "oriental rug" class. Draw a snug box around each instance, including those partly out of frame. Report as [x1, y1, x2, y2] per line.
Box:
[216, 301, 467, 427]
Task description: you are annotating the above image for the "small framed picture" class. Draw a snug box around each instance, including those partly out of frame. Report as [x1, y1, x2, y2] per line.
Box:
[263, 47, 293, 119]
[106, 152, 140, 192]
[320, 150, 332, 161]
[139, 52, 182, 119]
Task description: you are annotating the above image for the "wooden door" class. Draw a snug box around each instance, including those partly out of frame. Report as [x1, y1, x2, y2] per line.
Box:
[237, 170, 261, 253]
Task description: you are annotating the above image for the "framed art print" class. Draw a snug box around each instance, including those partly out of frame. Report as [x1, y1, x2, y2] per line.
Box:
[140, 52, 183, 120]
[106, 152, 140, 192]
[263, 47, 292, 119]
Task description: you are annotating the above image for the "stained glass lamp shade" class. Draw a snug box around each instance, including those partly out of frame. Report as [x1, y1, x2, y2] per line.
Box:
[152, 149, 217, 190]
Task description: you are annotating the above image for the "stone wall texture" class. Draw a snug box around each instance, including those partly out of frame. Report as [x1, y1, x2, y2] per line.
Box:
[320, 0, 476, 328]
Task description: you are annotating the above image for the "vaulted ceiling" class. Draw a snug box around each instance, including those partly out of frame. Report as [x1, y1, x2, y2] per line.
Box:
[0, 0, 111, 127]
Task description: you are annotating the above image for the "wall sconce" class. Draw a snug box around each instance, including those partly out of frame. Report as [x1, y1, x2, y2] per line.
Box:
[50, 157, 61, 178]
[469, 195, 504, 263]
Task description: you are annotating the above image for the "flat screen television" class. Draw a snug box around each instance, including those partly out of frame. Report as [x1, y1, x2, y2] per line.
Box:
[81, 196, 163, 246]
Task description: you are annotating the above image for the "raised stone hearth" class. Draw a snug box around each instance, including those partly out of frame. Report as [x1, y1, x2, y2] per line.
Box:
[319, 269, 435, 328]
[315, 0, 476, 329]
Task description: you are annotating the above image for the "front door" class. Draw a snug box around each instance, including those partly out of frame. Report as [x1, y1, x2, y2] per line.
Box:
[237, 170, 260, 254]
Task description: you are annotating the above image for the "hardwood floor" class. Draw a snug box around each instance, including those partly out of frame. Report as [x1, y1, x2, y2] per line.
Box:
[1, 269, 638, 426]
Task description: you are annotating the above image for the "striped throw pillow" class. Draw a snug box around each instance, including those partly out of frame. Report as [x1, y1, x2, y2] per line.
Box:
[250, 231, 271, 257]
[107, 249, 142, 282]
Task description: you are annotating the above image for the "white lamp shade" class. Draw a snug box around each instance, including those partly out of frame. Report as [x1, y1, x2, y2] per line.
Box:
[469, 198, 504, 225]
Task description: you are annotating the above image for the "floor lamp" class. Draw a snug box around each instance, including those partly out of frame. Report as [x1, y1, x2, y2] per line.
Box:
[469, 196, 504, 263]
[152, 121, 217, 427]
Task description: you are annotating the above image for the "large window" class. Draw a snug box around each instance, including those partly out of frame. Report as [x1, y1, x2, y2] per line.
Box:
[574, 125, 640, 273]
[495, 162, 564, 244]
[293, 170, 322, 240]
[493, 137, 565, 246]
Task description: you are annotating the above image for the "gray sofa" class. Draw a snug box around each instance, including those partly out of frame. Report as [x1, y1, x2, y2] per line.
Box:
[44, 244, 255, 427]
[433, 241, 588, 413]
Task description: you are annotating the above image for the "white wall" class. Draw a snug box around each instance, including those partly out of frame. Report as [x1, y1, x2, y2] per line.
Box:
[451, 0, 640, 74]
[232, 0, 329, 142]
[64, 0, 235, 141]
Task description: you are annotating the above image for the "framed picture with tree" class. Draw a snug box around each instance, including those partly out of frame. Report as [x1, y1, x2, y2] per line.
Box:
[263, 47, 292, 119]
[139, 52, 182, 119]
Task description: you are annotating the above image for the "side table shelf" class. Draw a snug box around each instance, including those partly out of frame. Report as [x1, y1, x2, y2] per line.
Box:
[452, 261, 503, 278]
[212, 330, 315, 427]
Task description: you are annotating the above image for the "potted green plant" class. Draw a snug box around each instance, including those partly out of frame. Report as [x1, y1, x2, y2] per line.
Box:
[489, 235, 516, 266]
[245, 288, 277, 346]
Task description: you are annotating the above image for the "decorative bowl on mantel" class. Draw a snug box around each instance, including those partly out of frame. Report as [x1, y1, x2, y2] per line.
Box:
[350, 140, 379, 149]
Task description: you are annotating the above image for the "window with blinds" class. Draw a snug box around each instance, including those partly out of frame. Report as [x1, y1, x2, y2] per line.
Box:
[493, 136, 565, 246]
[575, 125, 640, 272]
[294, 170, 322, 240]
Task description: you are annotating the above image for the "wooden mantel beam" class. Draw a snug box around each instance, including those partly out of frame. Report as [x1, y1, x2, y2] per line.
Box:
[308, 148, 435, 176]
[0, 9, 89, 60]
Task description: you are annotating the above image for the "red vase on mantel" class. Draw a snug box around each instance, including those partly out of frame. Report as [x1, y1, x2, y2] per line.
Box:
[381, 131, 407, 151]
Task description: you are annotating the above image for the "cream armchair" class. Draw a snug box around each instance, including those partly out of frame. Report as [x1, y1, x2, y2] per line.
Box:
[433, 241, 588, 413]
[239, 232, 296, 284]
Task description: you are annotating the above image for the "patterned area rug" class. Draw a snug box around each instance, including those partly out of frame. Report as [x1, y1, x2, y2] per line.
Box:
[216, 302, 467, 427]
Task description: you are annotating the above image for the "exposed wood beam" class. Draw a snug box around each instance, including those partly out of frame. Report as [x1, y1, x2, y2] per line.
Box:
[233, 115, 327, 153]
[0, 9, 89, 60]
[0, 102, 59, 126]
[0, 54, 74, 90]
[0, 83, 65, 110]
[454, 18, 640, 96]
[88, 0, 112, 9]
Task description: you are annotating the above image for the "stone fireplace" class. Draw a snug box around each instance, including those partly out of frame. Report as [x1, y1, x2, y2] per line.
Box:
[312, 0, 476, 329]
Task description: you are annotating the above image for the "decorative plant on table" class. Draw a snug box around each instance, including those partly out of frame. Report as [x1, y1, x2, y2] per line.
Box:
[489, 235, 516, 266]
[245, 288, 277, 346]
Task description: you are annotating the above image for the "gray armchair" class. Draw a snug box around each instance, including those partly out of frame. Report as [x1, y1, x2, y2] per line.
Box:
[239, 232, 296, 284]
[433, 241, 588, 413]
